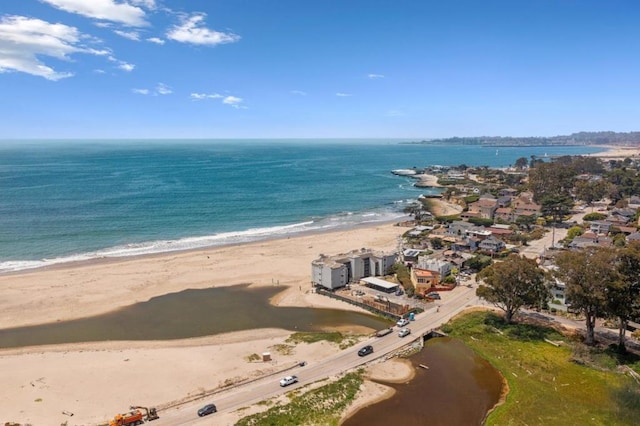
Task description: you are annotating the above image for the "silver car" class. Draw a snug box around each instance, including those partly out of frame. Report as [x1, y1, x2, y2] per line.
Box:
[279, 375, 298, 387]
[398, 328, 411, 338]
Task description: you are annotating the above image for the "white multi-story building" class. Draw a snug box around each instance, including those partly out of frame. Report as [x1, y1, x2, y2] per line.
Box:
[311, 248, 397, 290]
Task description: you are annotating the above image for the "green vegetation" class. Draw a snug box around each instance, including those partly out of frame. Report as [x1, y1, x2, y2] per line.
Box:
[435, 214, 461, 223]
[468, 217, 494, 227]
[391, 262, 412, 289]
[583, 212, 608, 221]
[246, 353, 261, 362]
[286, 332, 361, 350]
[465, 254, 492, 272]
[236, 371, 364, 426]
[271, 344, 295, 356]
[441, 311, 640, 425]
[476, 254, 549, 322]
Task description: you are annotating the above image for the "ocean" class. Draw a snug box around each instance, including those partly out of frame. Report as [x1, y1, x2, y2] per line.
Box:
[0, 139, 601, 272]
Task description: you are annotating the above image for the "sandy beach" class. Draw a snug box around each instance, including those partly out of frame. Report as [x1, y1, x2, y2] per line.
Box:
[586, 144, 640, 160]
[0, 223, 410, 425]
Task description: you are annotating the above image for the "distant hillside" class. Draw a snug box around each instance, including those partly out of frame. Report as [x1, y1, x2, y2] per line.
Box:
[405, 131, 640, 147]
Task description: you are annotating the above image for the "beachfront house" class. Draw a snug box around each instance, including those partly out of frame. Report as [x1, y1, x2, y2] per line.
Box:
[416, 257, 453, 278]
[411, 268, 439, 295]
[311, 248, 397, 290]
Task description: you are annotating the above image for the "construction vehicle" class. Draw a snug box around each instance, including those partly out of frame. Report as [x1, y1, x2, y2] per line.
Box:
[109, 406, 159, 426]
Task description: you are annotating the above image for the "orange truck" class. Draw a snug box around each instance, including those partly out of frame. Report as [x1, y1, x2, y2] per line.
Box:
[109, 410, 144, 426]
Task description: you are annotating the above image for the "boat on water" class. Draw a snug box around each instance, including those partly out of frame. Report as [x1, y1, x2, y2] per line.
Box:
[391, 169, 418, 176]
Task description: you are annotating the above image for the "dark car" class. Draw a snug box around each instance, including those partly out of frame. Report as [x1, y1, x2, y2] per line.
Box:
[358, 345, 374, 357]
[198, 403, 217, 417]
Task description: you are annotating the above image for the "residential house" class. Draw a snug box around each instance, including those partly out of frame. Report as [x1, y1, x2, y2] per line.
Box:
[498, 188, 519, 197]
[411, 268, 439, 295]
[627, 232, 640, 243]
[589, 221, 611, 235]
[494, 207, 513, 223]
[311, 248, 397, 290]
[466, 194, 498, 219]
[416, 257, 453, 278]
[628, 196, 640, 210]
[447, 221, 474, 238]
[496, 196, 512, 208]
[478, 236, 506, 253]
[512, 195, 541, 218]
[569, 232, 612, 249]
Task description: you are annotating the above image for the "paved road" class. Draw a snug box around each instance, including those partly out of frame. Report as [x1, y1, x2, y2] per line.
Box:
[152, 285, 480, 425]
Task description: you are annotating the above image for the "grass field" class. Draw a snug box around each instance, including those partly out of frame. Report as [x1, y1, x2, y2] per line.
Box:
[441, 311, 640, 425]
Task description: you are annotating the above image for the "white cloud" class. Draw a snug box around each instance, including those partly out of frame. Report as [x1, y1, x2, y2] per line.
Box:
[336, 92, 353, 97]
[291, 90, 307, 96]
[118, 61, 135, 71]
[191, 92, 246, 108]
[156, 83, 172, 95]
[108, 55, 135, 72]
[222, 95, 244, 108]
[114, 29, 140, 41]
[190, 92, 223, 100]
[386, 110, 404, 117]
[40, 0, 149, 27]
[94, 69, 106, 74]
[130, 0, 156, 8]
[131, 83, 171, 96]
[147, 37, 164, 44]
[367, 73, 384, 79]
[0, 15, 109, 80]
[167, 13, 240, 46]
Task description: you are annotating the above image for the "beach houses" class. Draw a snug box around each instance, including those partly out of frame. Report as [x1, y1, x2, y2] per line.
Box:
[311, 248, 397, 290]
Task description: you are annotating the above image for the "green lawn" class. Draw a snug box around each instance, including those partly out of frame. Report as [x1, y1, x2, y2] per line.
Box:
[441, 311, 640, 425]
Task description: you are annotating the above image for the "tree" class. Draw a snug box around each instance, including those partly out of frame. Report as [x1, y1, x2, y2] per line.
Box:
[574, 179, 608, 207]
[608, 243, 640, 352]
[515, 157, 528, 170]
[528, 161, 575, 205]
[430, 237, 444, 250]
[554, 247, 618, 345]
[540, 194, 574, 224]
[476, 254, 548, 323]
[465, 254, 492, 272]
[515, 214, 536, 231]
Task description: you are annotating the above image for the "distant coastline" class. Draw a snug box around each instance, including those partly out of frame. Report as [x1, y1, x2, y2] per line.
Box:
[402, 130, 640, 147]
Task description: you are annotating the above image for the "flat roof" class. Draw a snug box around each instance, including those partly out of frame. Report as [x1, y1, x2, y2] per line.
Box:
[361, 277, 399, 289]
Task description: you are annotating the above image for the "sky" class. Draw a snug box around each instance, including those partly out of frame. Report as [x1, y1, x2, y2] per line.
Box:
[1, 0, 639, 139]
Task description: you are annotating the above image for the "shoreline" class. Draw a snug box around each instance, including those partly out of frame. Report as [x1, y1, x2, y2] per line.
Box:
[0, 215, 410, 276]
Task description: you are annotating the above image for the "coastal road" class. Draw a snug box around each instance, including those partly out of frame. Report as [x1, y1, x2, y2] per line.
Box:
[152, 285, 480, 425]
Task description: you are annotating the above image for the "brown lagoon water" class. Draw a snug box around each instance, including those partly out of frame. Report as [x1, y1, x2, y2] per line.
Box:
[344, 337, 503, 426]
[0, 284, 391, 349]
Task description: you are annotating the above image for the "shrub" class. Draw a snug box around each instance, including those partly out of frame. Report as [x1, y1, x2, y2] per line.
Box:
[583, 212, 607, 221]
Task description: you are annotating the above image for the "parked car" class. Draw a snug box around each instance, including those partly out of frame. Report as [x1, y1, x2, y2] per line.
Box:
[398, 328, 411, 338]
[397, 318, 410, 327]
[279, 375, 298, 387]
[197, 403, 217, 417]
[358, 345, 374, 357]
[427, 292, 441, 300]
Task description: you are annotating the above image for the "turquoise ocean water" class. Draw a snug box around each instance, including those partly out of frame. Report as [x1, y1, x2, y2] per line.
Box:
[0, 140, 601, 272]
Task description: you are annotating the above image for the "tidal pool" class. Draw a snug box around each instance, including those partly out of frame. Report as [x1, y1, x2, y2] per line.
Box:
[0, 284, 391, 349]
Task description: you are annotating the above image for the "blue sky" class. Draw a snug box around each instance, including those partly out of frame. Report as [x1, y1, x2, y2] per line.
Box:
[1, 0, 639, 139]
